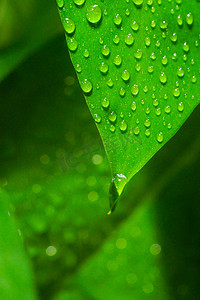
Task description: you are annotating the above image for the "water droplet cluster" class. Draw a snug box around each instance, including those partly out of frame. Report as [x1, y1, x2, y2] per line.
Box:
[58, 0, 200, 152]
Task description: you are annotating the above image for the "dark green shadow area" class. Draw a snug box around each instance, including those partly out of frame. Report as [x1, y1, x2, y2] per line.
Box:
[154, 147, 200, 300]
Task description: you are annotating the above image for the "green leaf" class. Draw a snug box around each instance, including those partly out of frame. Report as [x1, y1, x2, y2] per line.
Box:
[57, 0, 200, 212]
[0, 189, 37, 299]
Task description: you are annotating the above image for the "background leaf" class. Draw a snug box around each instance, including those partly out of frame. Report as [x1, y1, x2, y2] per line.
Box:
[58, 0, 200, 211]
[0, 0, 62, 82]
[0, 189, 37, 299]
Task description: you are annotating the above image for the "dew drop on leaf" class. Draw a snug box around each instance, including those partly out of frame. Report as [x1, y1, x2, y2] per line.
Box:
[101, 97, 110, 109]
[178, 102, 184, 112]
[186, 12, 194, 25]
[81, 79, 93, 94]
[121, 70, 130, 82]
[63, 18, 76, 34]
[66, 37, 78, 52]
[131, 84, 139, 96]
[73, 0, 86, 6]
[157, 132, 164, 143]
[86, 5, 102, 24]
[109, 111, 117, 123]
[56, 0, 64, 8]
[119, 120, 128, 132]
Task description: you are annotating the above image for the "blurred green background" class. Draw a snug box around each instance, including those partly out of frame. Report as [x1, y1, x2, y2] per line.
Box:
[0, 1, 200, 299]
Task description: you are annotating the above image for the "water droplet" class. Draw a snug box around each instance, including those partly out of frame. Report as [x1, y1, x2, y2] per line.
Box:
[113, 35, 120, 44]
[121, 70, 130, 82]
[144, 119, 151, 128]
[134, 127, 140, 135]
[148, 66, 154, 73]
[110, 125, 116, 132]
[63, 18, 76, 34]
[119, 120, 128, 132]
[145, 37, 151, 47]
[176, 67, 184, 79]
[160, 72, 167, 84]
[73, 0, 86, 6]
[162, 56, 168, 66]
[191, 75, 197, 83]
[114, 14, 122, 26]
[143, 85, 148, 93]
[131, 102, 137, 112]
[173, 88, 180, 98]
[170, 33, 178, 43]
[183, 42, 190, 52]
[86, 5, 102, 24]
[119, 87, 126, 97]
[125, 34, 135, 46]
[81, 79, 93, 94]
[150, 52, 156, 60]
[146, 107, 151, 115]
[157, 132, 163, 143]
[99, 62, 109, 74]
[113, 55, 122, 66]
[177, 15, 183, 26]
[102, 45, 110, 57]
[133, 0, 143, 7]
[76, 64, 82, 73]
[151, 20, 156, 29]
[178, 102, 184, 112]
[107, 78, 114, 88]
[165, 105, 171, 114]
[94, 114, 102, 123]
[160, 20, 168, 30]
[101, 97, 109, 109]
[131, 21, 139, 31]
[131, 84, 139, 96]
[186, 12, 194, 25]
[155, 108, 161, 116]
[66, 37, 78, 52]
[145, 129, 151, 137]
[109, 111, 117, 123]
[83, 49, 90, 58]
[57, 0, 64, 8]
[134, 49, 142, 60]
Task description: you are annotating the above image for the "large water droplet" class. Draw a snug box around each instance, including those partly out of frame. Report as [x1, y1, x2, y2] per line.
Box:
[119, 120, 128, 132]
[86, 5, 102, 24]
[121, 70, 130, 82]
[133, 0, 143, 7]
[113, 14, 122, 26]
[63, 18, 75, 34]
[81, 79, 93, 94]
[157, 132, 164, 143]
[131, 84, 139, 96]
[186, 12, 194, 25]
[113, 55, 122, 66]
[73, 0, 86, 6]
[99, 62, 109, 74]
[66, 37, 78, 52]
[57, 0, 64, 8]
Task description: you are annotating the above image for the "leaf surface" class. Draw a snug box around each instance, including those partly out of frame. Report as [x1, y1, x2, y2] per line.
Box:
[58, 0, 200, 212]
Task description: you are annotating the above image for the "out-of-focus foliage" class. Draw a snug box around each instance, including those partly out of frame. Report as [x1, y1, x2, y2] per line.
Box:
[0, 2, 200, 300]
[0, 189, 37, 299]
[0, 0, 62, 81]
